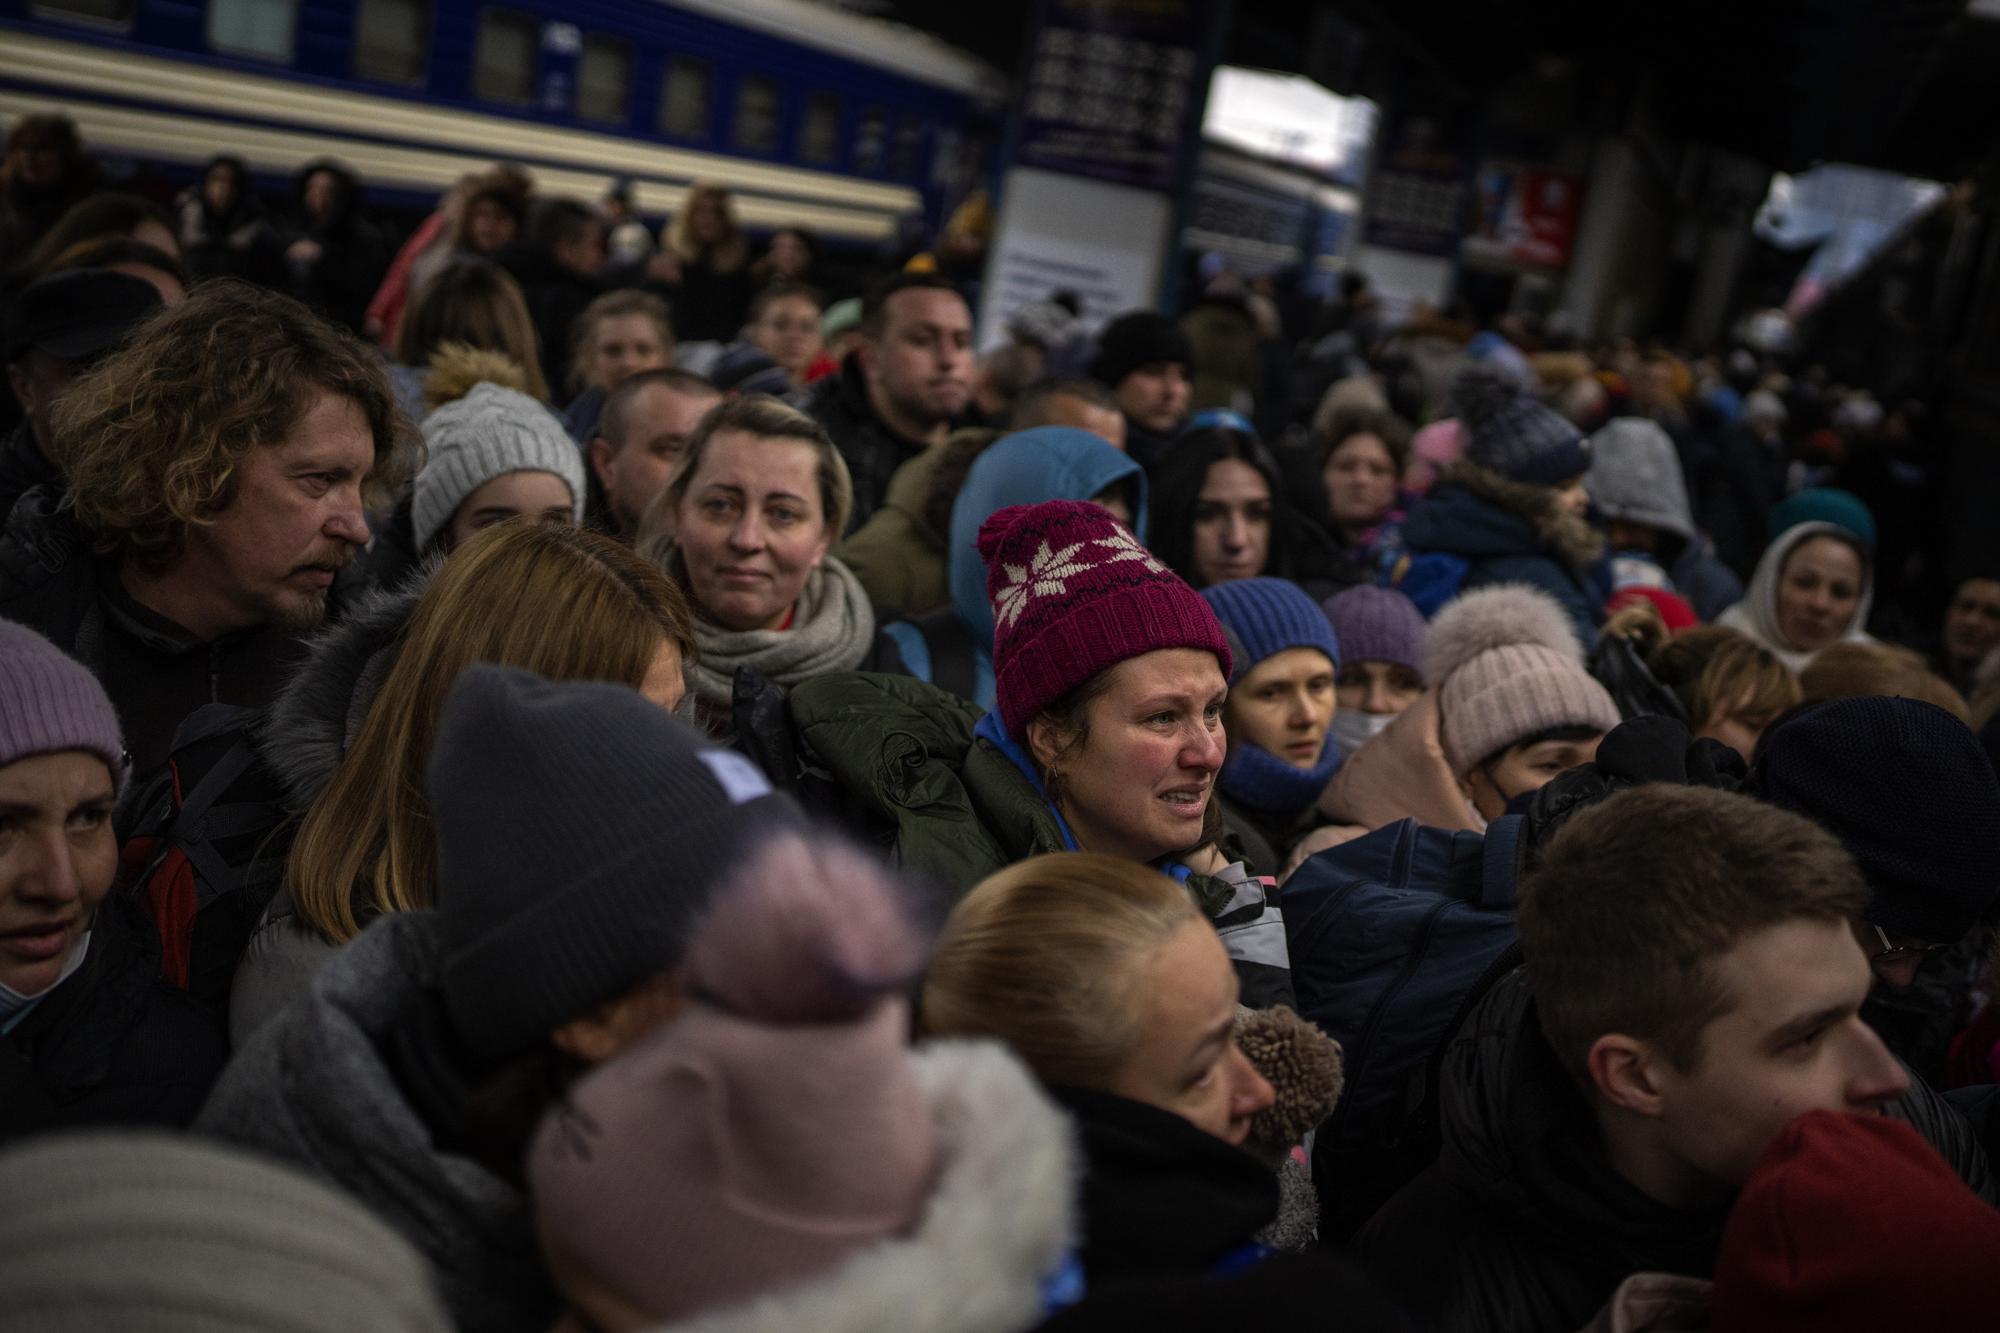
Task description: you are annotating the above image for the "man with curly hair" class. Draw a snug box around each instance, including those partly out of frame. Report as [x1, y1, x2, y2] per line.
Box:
[0, 280, 416, 779]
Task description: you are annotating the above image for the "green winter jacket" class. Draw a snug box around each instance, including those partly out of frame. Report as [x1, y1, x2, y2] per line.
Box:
[789, 672, 1295, 1007]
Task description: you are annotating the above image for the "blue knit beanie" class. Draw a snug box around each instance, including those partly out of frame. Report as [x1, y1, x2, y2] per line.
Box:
[1451, 361, 1590, 485]
[1751, 697, 2000, 944]
[1200, 578, 1339, 682]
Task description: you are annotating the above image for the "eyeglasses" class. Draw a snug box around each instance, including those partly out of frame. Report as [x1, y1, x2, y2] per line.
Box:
[1868, 924, 1950, 967]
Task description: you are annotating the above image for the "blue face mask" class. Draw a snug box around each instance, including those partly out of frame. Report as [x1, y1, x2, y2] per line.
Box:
[1331, 707, 1394, 757]
[0, 930, 90, 1033]
[1219, 735, 1341, 818]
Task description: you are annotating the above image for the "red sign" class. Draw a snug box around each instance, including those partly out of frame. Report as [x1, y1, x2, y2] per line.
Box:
[1463, 164, 1584, 270]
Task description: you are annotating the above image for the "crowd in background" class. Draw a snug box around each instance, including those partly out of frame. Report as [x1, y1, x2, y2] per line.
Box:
[3, 107, 2000, 1333]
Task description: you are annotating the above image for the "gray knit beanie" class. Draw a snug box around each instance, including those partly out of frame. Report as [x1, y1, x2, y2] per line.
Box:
[0, 617, 126, 792]
[412, 383, 586, 552]
[428, 664, 806, 1070]
[0, 1131, 452, 1332]
[1424, 584, 1620, 775]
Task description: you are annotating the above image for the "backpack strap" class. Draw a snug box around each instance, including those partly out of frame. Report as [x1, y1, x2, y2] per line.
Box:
[1478, 814, 1525, 910]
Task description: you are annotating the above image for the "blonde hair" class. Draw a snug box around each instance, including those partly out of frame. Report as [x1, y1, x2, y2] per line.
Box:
[635, 394, 851, 568]
[919, 853, 1199, 1088]
[1800, 640, 1971, 724]
[287, 521, 696, 944]
[1646, 625, 1801, 732]
[668, 182, 747, 272]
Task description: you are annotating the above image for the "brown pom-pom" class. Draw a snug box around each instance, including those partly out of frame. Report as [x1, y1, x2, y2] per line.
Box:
[424, 342, 536, 412]
[1234, 1004, 1345, 1158]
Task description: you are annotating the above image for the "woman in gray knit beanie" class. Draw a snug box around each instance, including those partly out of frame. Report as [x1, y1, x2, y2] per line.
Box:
[412, 382, 587, 555]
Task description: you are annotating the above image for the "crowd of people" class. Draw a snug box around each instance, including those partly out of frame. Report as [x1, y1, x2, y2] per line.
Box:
[4, 108, 2000, 1332]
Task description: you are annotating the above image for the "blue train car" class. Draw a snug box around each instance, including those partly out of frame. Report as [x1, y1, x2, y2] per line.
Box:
[0, 0, 1005, 242]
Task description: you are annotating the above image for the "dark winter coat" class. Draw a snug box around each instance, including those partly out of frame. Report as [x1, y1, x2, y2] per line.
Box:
[1400, 460, 1606, 645]
[0, 489, 324, 783]
[1050, 1085, 1277, 1283]
[779, 672, 1293, 1009]
[197, 911, 558, 1333]
[0, 886, 228, 1145]
[666, 253, 755, 343]
[498, 244, 603, 401]
[797, 355, 964, 533]
[1356, 968, 1997, 1333]
[284, 160, 392, 335]
[0, 417, 59, 525]
[228, 580, 424, 1046]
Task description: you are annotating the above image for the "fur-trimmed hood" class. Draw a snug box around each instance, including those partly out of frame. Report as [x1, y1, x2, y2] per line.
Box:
[652, 1040, 1078, 1333]
[1406, 459, 1604, 573]
[254, 570, 430, 812]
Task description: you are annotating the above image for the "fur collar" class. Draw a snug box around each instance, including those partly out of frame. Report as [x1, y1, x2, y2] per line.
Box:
[1438, 458, 1604, 573]
[253, 570, 431, 811]
[659, 1041, 1078, 1333]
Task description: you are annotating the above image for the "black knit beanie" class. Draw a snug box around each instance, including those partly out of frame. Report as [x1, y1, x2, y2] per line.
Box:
[1751, 697, 2000, 944]
[1090, 310, 1193, 389]
[428, 664, 805, 1069]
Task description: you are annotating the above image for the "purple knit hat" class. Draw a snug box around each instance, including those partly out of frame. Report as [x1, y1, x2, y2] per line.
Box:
[1321, 586, 1427, 674]
[527, 833, 938, 1325]
[0, 618, 126, 790]
[978, 500, 1230, 737]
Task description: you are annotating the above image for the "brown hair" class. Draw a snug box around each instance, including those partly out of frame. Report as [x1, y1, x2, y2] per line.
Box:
[1647, 625, 1801, 736]
[668, 182, 747, 272]
[747, 279, 822, 325]
[566, 288, 674, 394]
[1800, 640, 1971, 724]
[447, 172, 530, 252]
[635, 394, 851, 563]
[1315, 404, 1413, 476]
[596, 367, 721, 452]
[395, 257, 549, 401]
[287, 520, 696, 944]
[52, 279, 415, 571]
[1519, 786, 1868, 1082]
[919, 852, 1199, 1087]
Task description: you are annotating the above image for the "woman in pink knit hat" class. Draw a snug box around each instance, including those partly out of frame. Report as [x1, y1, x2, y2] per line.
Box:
[779, 498, 1292, 1008]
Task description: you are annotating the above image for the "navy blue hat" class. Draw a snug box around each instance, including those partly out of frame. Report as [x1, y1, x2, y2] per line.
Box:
[1201, 577, 1340, 683]
[1751, 697, 2000, 944]
[1451, 360, 1590, 486]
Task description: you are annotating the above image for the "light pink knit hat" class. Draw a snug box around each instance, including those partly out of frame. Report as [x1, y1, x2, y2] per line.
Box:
[1422, 585, 1620, 774]
[526, 833, 938, 1324]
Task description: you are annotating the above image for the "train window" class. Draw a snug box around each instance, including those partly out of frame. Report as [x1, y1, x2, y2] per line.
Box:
[473, 9, 538, 107]
[733, 75, 780, 154]
[659, 56, 712, 139]
[577, 33, 631, 124]
[891, 113, 922, 179]
[854, 106, 887, 174]
[30, 0, 133, 25]
[207, 0, 297, 61]
[799, 91, 841, 166]
[354, 0, 429, 85]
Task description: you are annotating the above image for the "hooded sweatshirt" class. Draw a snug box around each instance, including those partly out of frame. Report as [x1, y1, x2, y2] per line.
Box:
[1585, 419, 1743, 622]
[884, 428, 1146, 710]
[1716, 521, 1875, 672]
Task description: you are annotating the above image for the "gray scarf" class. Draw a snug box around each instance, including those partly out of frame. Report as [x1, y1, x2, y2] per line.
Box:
[686, 556, 877, 712]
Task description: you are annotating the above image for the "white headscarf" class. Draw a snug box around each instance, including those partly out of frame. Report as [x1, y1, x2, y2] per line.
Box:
[1716, 521, 1874, 672]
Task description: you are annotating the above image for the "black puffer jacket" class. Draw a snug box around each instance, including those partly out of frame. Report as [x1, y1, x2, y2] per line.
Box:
[1356, 968, 1996, 1333]
[795, 355, 965, 533]
[0, 887, 228, 1145]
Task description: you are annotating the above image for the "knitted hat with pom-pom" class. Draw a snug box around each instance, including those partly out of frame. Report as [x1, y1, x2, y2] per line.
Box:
[979, 499, 1230, 738]
[527, 833, 938, 1326]
[1451, 361, 1590, 486]
[1424, 584, 1620, 774]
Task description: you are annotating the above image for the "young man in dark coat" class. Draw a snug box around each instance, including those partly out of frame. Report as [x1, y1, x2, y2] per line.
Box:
[1357, 785, 1994, 1333]
[795, 272, 974, 532]
[0, 280, 414, 782]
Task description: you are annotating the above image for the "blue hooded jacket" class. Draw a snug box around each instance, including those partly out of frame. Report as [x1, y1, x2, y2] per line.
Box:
[885, 427, 1147, 709]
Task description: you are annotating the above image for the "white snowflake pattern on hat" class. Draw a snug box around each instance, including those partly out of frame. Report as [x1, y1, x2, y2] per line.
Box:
[994, 529, 1168, 629]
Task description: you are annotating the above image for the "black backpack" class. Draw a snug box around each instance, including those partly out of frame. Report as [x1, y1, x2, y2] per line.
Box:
[1283, 814, 1526, 1239]
[116, 705, 293, 1014]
